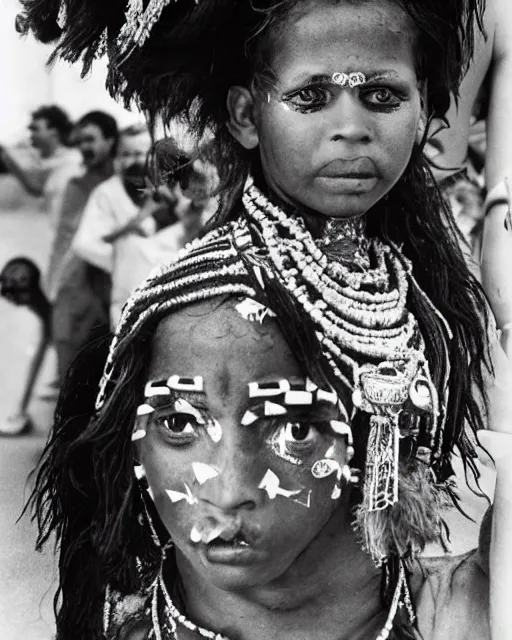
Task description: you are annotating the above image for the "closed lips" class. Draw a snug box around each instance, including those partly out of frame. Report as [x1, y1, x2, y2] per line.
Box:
[318, 158, 377, 178]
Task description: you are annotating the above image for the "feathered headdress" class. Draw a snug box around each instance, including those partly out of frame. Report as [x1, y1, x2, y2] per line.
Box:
[17, 0, 485, 126]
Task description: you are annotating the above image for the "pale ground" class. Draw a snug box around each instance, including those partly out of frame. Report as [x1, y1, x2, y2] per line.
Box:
[0, 178, 57, 640]
[0, 177, 497, 639]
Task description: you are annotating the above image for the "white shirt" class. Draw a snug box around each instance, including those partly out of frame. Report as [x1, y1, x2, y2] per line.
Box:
[42, 147, 83, 228]
[110, 222, 184, 329]
[73, 174, 155, 274]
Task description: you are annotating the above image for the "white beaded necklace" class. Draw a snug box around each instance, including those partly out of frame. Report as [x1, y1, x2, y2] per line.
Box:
[145, 559, 414, 640]
[240, 181, 423, 392]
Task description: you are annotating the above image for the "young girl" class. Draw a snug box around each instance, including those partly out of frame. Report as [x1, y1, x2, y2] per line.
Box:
[20, 0, 512, 638]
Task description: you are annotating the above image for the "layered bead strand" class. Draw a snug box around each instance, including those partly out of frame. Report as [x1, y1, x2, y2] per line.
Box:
[241, 183, 422, 390]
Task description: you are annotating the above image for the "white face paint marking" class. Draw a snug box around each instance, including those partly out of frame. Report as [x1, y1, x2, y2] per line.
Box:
[248, 379, 290, 398]
[235, 298, 276, 324]
[167, 375, 204, 392]
[330, 420, 353, 442]
[311, 459, 341, 479]
[331, 485, 342, 500]
[264, 401, 287, 416]
[258, 469, 301, 500]
[325, 444, 335, 459]
[136, 403, 155, 416]
[134, 465, 146, 480]
[316, 389, 338, 405]
[284, 390, 313, 405]
[144, 382, 170, 397]
[241, 410, 259, 426]
[305, 378, 318, 392]
[206, 419, 222, 443]
[190, 525, 202, 543]
[131, 429, 147, 442]
[202, 522, 228, 544]
[147, 487, 155, 501]
[192, 462, 219, 485]
[175, 398, 205, 424]
[292, 490, 312, 508]
[166, 483, 198, 505]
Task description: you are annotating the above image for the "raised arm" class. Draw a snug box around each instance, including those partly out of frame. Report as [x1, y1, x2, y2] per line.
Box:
[0, 147, 47, 196]
[481, 0, 512, 355]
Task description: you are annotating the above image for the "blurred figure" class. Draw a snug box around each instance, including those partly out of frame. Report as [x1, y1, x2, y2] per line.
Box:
[0, 258, 51, 435]
[104, 144, 219, 326]
[0, 105, 82, 225]
[49, 111, 119, 382]
[73, 123, 156, 326]
[425, 0, 512, 356]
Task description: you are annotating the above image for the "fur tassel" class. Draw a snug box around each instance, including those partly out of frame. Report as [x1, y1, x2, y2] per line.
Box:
[354, 459, 456, 563]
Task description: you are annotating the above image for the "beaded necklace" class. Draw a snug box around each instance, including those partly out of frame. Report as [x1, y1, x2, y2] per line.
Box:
[141, 559, 415, 640]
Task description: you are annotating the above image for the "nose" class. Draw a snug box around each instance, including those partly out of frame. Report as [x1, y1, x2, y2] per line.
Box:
[195, 432, 263, 513]
[329, 92, 372, 144]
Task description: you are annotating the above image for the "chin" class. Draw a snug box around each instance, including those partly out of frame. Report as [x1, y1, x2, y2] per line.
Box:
[308, 194, 380, 218]
[199, 561, 278, 593]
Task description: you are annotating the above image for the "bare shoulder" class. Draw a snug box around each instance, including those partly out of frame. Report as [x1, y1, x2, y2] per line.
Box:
[414, 551, 490, 640]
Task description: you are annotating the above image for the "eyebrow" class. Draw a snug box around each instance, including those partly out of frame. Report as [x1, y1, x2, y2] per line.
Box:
[287, 69, 406, 85]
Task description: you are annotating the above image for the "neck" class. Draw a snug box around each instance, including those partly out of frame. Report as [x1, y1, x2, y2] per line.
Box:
[41, 139, 61, 158]
[88, 158, 114, 180]
[174, 501, 384, 640]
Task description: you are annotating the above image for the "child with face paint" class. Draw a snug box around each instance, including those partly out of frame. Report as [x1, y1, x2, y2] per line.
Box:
[20, 0, 512, 639]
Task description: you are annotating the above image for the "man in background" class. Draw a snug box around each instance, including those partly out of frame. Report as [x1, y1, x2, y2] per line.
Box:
[49, 111, 119, 383]
[73, 123, 156, 328]
[0, 105, 81, 225]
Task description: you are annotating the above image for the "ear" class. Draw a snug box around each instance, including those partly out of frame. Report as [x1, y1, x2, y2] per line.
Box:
[226, 86, 259, 150]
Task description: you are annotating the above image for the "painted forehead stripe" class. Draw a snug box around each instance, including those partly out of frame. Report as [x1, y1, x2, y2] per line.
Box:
[167, 376, 203, 392]
[144, 376, 204, 397]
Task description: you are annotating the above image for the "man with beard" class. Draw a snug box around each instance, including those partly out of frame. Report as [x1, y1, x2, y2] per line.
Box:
[49, 111, 118, 385]
[72, 123, 156, 329]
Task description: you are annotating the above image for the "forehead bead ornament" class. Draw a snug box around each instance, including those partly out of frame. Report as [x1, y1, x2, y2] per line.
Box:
[331, 71, 367, 88]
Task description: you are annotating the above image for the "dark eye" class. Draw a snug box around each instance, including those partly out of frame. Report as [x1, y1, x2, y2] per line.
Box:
[283, 421, 315, 444]
[364, 88, 401, 108]
[154, 414, 197, 444]
[284, 86, 331, 112]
